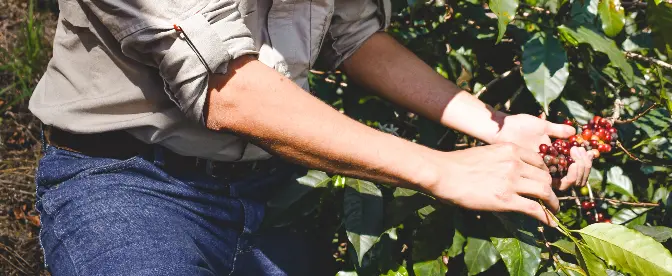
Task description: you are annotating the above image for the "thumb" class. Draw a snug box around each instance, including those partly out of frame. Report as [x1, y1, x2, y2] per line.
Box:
[545, 122, 576, 139]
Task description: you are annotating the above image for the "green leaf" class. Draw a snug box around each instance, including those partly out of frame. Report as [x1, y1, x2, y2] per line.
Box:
[606, 166, 634, 198]
[563, 99, 595, 125]
[557, 25, 634, 85]
[465, 237, 501, 275]
[522, 33, 570, 114]
[447, 229, 466, 257]
[610, 207, 652, 226]
[344, 178, 384, 265]
[577, 223, 672, 276]
[491, 237, 542, 276]
[598, 0, 625, 37]
[551, 239, 577, 256]
[575, 243, 608, 276]
[384, 189, 433, 229]
[412, 207, 455, 262]
[413, 257, 448, 276]
[570, 0, 599, 25]
[263, 170, 331, 227]
[382, 264, 409, 276]
[633, 226, 672, 243]
[648, 1, 672, 57]
[336, 271, 358, 276]
[490, 0, 519, 43]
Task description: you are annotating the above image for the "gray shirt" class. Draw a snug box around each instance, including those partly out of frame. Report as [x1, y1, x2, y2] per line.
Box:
[29, 0, 391, 161]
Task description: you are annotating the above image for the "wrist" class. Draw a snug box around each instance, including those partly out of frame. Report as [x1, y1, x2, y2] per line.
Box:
[482, 109, 509, 144]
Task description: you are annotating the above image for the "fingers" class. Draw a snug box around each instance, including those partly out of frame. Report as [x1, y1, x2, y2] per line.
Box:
[555, 165, 578, 190]
[520, 160, 553, 183]
[570, 147, 586, 186]
[514, 177, 559, 213]
[510, 196, 558, 227]
[516, 146, 549, 172]
[580, 148, 593, 185]
[545, 122, 576, 139]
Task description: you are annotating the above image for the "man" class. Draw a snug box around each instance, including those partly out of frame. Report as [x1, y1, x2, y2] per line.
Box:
[29, 0, 593, 275]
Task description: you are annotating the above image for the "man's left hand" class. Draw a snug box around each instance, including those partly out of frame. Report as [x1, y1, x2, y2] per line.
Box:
[491, 114, 594, 190]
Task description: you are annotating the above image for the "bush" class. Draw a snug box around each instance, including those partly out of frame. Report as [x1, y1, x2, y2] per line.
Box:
[265, 0, 672, 275]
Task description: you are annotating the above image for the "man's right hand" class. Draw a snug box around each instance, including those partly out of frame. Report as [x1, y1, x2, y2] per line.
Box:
[420, 143, 559, 226]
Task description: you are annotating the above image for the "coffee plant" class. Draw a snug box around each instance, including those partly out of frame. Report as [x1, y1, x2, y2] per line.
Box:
[262, 0, 672, 275]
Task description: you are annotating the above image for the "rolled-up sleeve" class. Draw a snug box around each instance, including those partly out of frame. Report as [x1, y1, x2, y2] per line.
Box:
[319, 0, 391, 70]
[79, 0, 257, 124]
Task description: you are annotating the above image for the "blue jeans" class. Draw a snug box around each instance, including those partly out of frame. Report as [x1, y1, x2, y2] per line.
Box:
[35, 146, 325, 275]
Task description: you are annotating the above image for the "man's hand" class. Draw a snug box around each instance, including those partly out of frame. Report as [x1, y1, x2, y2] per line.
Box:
[491, 114, 594, 190]
[423, 143, 559, 226]
[342, 33, 593, 190]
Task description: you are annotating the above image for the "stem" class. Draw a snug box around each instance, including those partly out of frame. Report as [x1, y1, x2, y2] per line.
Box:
[475, 66, 520, 98]
[558, 196, 661, 207]
[614, 103, 658, 124]
[626, 52, 672, 71]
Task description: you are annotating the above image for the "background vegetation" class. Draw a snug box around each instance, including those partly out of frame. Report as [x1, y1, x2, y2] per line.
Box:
[0, 0, 670, 275]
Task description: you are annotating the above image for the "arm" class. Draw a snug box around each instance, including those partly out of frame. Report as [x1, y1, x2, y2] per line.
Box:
[205, 55, 559, 226]
[341, 33, 593, 189]
[81, 0, 559, 225]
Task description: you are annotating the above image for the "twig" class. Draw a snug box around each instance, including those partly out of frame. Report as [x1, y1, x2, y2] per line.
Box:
[616, 140, 647, 163]
[475, 66, 520, 98]
[614, 103, 658, 124]
[558, 196, 660, 207]
[626, 52, 672, 71]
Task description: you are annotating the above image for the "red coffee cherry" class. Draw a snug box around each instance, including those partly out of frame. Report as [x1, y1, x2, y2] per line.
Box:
[581, 201, 595, 210]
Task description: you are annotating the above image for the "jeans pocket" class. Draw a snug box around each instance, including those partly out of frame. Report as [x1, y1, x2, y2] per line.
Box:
[36, 146, 141, 216]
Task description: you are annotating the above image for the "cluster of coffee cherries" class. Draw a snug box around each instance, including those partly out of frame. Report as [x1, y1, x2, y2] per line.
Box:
[580, 200, 611, 223]
[537, 115, 618, 178]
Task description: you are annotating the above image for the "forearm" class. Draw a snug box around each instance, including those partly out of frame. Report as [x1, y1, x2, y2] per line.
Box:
[206, 55, 437, 190]
[342, 33, 508, 144]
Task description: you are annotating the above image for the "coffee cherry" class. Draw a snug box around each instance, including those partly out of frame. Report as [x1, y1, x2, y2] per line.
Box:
[603, 144, 612, 153]
[580, 186, 589, 196]
[543, 155, 553, 165]
[590, 149, 600, 158]
[604, 134, 612, 142]
[549, 147, 559, 156]
[596, 213, 604, 221]
[590, 140, 600, 148]
[602, 219, 611, 224]
[567, 156, 574, 164]
[590, 135, 600, 141]
[571, 141, 580, 148]
[581, 129, 593, 140]
[598, 117, 609, 127]
[539, 144, 549, 154]
[608, 127, 617, 134]
[549, 165, 557, 173]
[568, 135, 577, 143]
[559, 157, 568, 167]
[563, 119, 573, 126]
[581, 201, 595, 210]
[551, 157, 559, 165]
[592, 115, 602, 124]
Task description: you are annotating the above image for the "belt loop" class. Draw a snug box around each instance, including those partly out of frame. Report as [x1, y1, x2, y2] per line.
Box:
[153, 146, 165, 167]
